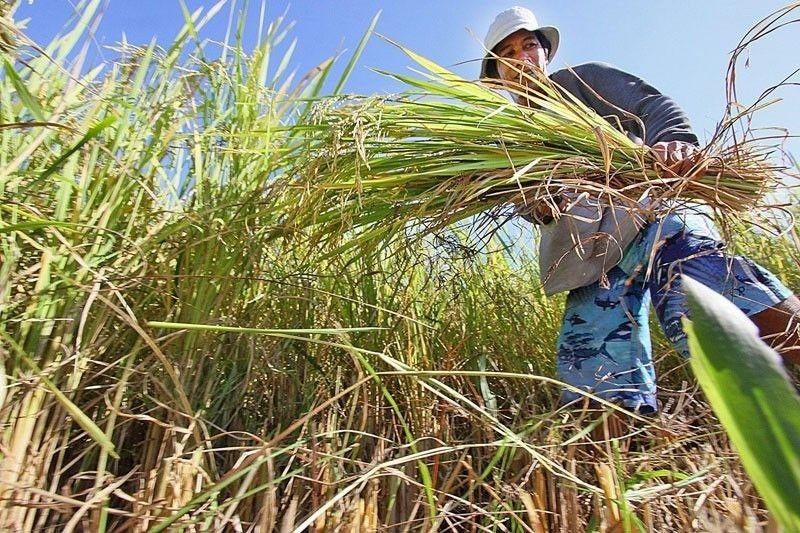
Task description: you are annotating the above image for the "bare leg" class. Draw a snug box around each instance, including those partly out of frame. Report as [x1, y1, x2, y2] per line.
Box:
[750, 295, 800, 365]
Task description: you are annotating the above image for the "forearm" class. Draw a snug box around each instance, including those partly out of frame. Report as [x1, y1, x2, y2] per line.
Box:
[629, 86, 698, 146]
[552, 63, 698, 147]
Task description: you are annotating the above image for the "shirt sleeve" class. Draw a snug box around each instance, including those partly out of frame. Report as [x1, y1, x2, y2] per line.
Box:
[551, 62, 699, 147]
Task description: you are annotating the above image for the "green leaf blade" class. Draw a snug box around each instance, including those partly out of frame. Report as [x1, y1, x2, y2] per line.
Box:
[683, 276, 800, 530]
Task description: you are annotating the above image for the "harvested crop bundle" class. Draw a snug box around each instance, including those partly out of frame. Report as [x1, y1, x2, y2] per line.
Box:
[285, 47, 780, 252]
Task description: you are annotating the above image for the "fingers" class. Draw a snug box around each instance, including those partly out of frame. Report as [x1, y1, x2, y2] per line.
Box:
[653, 140, 689, 165]
[673, 145, 693, 175]
[513, 195, 561, 225]
[651, 142, 669, 165]
[651, 141, 707, 177]
[533, 205, 554, 224]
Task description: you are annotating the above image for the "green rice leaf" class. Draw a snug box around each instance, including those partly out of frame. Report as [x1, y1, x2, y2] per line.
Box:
[3, 59, 46, 121]
[0, 220, 77, 235]
[147, 321, 384, 335]
[39, 115, 117, 181]
[683, 276, 800, 530]
[333, 11, 381, 95]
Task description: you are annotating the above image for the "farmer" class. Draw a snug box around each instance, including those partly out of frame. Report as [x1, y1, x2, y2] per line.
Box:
[480, 6, 800, 413]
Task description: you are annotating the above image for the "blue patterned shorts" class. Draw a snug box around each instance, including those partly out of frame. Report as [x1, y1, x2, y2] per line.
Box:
[557, 216, 792, 413]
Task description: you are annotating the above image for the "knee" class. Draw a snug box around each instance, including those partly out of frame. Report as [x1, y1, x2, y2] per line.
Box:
[751, 295, 800, 364]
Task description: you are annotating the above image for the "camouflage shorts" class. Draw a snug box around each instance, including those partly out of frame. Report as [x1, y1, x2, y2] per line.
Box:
[557, 218, 791, 413]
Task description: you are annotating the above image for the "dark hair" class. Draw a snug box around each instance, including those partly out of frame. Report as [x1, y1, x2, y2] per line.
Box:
[486, 29, 550, 79]
[532, 30, 551, 57]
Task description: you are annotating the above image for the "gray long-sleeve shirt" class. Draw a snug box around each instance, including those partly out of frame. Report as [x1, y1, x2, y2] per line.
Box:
[537, 62, 699, 295]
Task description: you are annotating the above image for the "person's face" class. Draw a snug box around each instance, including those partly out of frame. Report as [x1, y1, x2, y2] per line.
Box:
[494, 29, 548, 84]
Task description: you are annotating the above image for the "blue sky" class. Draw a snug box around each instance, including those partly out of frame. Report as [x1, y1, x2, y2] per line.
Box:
[16, 1, 800, 156]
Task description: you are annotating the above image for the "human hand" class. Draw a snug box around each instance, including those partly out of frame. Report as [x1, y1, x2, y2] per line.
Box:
[651, 140, 707, 176]
[514, 195, 566, 225]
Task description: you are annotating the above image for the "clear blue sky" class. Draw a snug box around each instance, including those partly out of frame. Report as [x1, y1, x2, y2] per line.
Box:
[15, 1, 800, 156]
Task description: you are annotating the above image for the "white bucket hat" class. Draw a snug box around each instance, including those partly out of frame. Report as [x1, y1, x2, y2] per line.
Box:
[479, 7, 560, 79]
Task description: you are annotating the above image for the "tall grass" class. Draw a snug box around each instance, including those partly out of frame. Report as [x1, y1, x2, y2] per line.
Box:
[0, 1, 798, 531]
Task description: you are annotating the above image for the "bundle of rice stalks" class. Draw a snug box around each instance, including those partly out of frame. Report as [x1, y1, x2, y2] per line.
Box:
[285, 45, 782, 252]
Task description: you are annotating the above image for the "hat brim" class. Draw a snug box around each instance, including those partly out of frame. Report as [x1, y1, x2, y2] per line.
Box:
[479, 25, 560, 79]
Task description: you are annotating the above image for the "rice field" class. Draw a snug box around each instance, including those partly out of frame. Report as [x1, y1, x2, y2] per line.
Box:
[1, 2, 799, 531]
